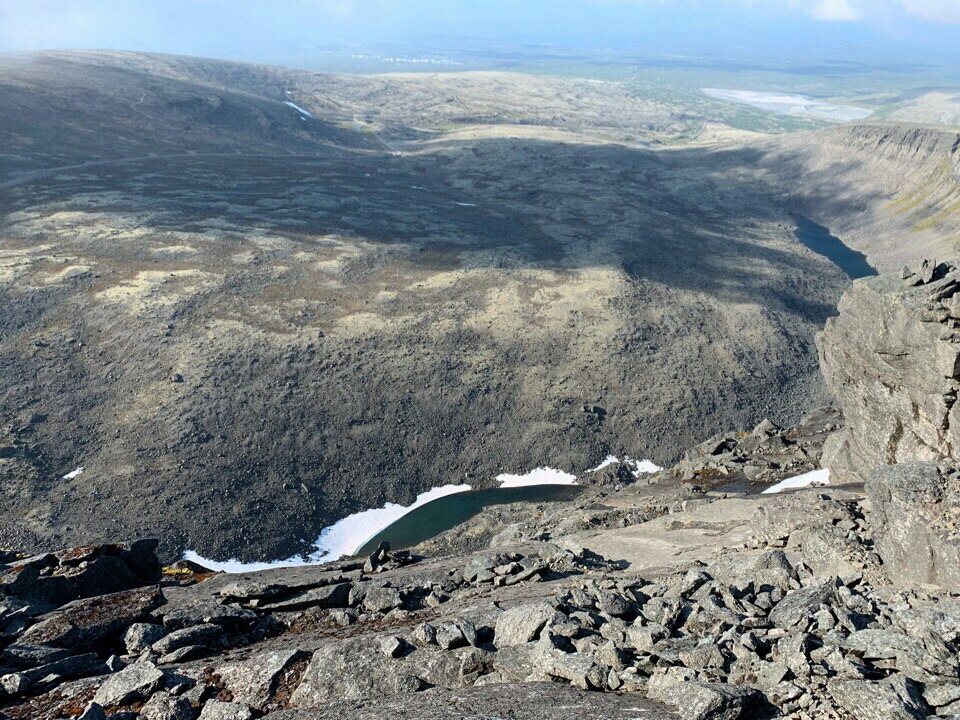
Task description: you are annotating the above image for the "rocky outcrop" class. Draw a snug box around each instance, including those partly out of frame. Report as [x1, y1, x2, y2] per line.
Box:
[866, 461, 960, 591]
[818, 259, 960, 484]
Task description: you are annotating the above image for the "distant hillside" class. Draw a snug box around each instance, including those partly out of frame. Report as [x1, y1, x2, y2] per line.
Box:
[756, 123, 960, 271]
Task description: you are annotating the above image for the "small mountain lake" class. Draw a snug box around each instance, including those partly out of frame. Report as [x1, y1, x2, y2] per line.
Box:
[793, 215, 876, 280]
[355, 484, 583, 556]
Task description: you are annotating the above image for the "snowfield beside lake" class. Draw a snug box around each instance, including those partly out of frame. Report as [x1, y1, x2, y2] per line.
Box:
[186, 455, 665, 572]
[185, 483, 472, 572]
[702, 88, 872, 122]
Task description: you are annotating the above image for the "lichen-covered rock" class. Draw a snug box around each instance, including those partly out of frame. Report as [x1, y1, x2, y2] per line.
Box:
[139, 691, 196, 720]
[215, 648, 307, 708]
[198, 700, 255, 720]
[124, 622, 169, 654]
[288, 636, 473, 706]
[647, 676, 763, 720]
[20, 585, 164, 650]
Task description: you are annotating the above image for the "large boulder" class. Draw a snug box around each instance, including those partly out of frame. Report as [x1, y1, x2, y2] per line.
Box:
[0, 541, 161, 609]
[21, 585, 164, 650]
[93, 660, 165, 707]
[817, 261, 960, 484]
[866, 462, 960, 590]
[288, 635, 480, 706]
[827, 676, 929, 720]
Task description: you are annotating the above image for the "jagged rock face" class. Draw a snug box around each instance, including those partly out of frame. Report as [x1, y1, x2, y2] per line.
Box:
[817, 260, 960, 484]
[866, 462, 960, 591]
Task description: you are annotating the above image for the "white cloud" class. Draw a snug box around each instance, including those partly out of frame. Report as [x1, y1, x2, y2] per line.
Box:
[897, 0, 960, 23]
[787, 0, 960, 23]
[613, 0, 960, 24]
[809, 0, 863, 21]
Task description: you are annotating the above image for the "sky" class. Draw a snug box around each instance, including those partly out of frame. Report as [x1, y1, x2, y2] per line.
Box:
[0, 0, 958, 68]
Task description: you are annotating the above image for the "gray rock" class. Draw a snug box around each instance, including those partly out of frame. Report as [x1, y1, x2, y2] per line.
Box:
[152, 623, 225, 655]
[867, 462, 960, 591]
[648, 677, 762, 720]
[410, 622, 438, 647]
[255, 583, 351, 612]
[161, 602, 257, 630]
[78, 703, 108, 720]
[124, 623, 170, 654]
[828, 676, 929, 720]
[495, 603, 566, 648]
[924, 683, 960, 708]
[159, 644, 216, 664]
[818, 268, 960, 484]
[216, 581, 285, 603]
[22, 652, 105, 687]
[289, 636, 468, 705]
[362, 586, 403, 613]
[493, 641, 606, 691]
[216, 648, 307, 708]
[597, 591, 631, 618]
[139, 691, 196, 720]
[768, 581, 836, 630]
[379, 636, 405, 658]
[258, 682, 673, 719]
[1, 672, 29, 696]
[434, 622, 467, 650]
[0, 642, 71, 669]
[93, 660, 165, 707]
[463, 554, 511, 584]
[197, 700, 255, 720]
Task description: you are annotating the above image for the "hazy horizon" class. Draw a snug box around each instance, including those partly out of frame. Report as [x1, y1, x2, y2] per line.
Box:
[2, 0, 960, 75]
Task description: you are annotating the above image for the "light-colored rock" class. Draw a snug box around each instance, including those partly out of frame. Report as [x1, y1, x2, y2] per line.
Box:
[494, 603, 565, 648]
[197, 700, 255, 720]
[867, 462, 960, 590]
[818, 266, 960, 484]
[92, 660, 165, 707]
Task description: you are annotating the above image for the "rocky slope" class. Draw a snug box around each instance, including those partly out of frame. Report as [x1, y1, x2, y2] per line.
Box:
[0, 51, 850, 562]
[2, 51, 959, 568]
[7, 261, 960, 719]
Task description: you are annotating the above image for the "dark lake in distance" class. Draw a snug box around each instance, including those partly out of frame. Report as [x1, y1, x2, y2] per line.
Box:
[793, 215, 877, 280]
[355, 484, 583, 556]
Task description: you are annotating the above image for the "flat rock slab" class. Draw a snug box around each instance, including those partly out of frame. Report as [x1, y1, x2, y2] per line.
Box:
[266, 682, 672, 719]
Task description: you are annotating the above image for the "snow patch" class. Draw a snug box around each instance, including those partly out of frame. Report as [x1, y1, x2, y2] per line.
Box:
[283, 101, 313, 119]
[589, 455, 620, 472]
[497, 467, 577, 488]
[62, 467, 84, 480]
[183, 483, 471, 573]
[588, 455, 662, 477]
[762, 468, 830, 495]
